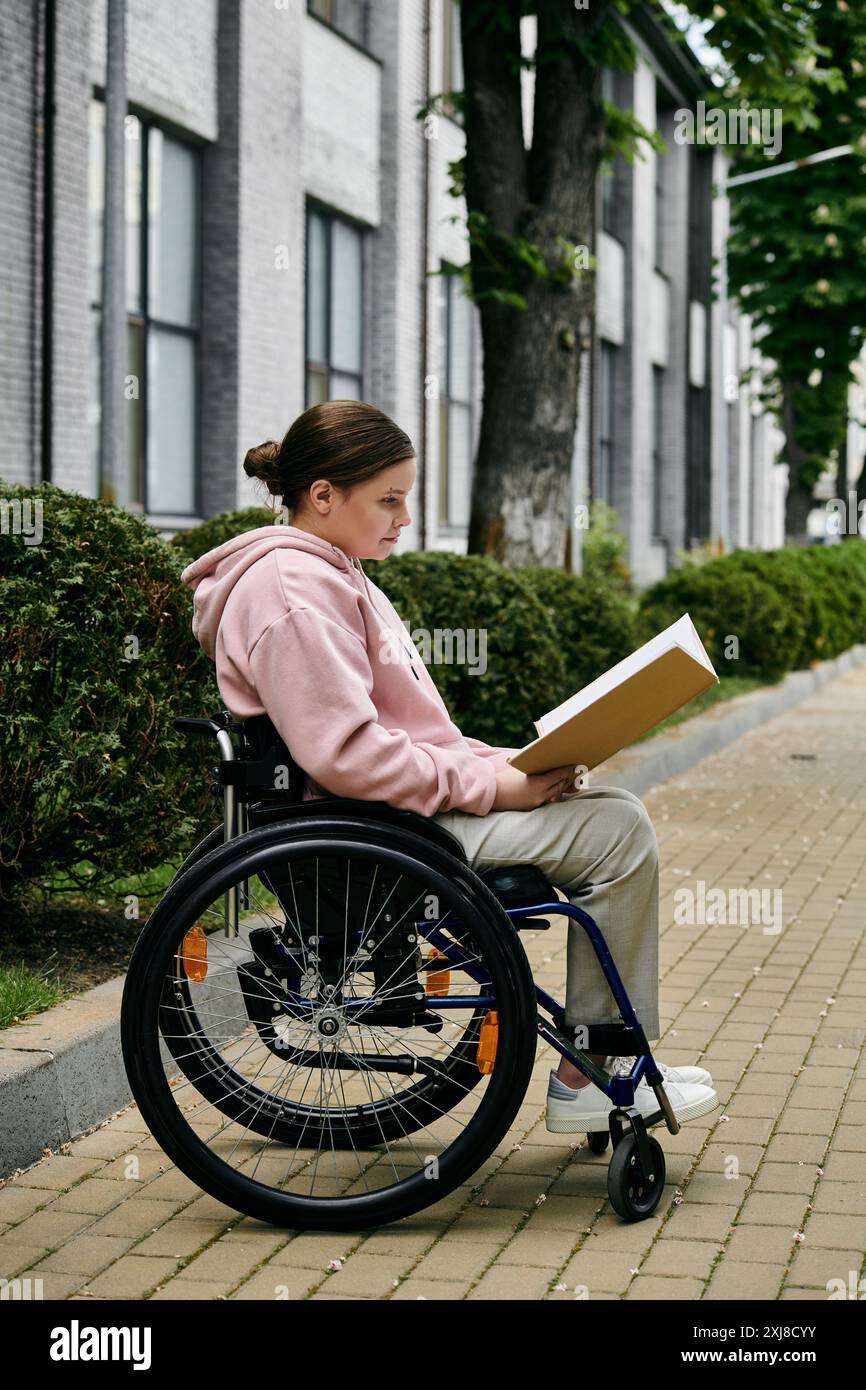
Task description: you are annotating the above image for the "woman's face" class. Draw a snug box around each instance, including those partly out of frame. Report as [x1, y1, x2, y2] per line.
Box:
[296, 456, 416, 560]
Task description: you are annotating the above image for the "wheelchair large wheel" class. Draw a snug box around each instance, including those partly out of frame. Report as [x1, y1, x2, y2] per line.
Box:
[158, 818, 495, 1145]
[121, 816, 538, 1230]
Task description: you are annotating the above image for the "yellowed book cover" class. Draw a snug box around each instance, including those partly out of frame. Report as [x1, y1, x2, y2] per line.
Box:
[507, 613, 719, 775]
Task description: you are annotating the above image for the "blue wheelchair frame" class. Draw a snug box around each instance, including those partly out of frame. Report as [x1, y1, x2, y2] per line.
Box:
[251, 874, 676, 1133]
[398, 899, 672, 1119]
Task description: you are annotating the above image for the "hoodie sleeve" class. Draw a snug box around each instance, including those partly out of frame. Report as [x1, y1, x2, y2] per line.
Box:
[460, 736, 522, 771]
[248, 609, 499, 816]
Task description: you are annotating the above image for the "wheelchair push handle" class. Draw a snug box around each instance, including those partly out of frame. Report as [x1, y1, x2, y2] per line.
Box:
[173, 711, 234, 741]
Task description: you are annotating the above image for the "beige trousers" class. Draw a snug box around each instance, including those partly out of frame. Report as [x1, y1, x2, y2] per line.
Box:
[431, 784, 660, 1041]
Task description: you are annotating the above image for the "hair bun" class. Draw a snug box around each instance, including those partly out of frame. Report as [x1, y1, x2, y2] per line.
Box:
[243, 439, 281, 493]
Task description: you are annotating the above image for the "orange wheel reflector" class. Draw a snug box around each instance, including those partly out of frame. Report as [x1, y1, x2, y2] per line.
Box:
[180, 923, 208, 982]
[424, 951, 451, 996]
[476, 1009, 499, 1074]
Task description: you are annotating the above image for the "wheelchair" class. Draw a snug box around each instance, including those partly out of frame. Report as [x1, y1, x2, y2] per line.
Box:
[120, 708, 682, 1232]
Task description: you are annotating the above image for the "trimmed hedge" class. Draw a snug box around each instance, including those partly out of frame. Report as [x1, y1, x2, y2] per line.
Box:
[0, 483, 219, 919]
[638, 541, 866, 681]
[799, 544, 866, 658]
[517, 565, 638, 694]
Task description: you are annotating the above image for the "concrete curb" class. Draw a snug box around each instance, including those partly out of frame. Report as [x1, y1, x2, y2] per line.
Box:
[2, 640, 866, 1179]
[0, 976, 131, 1178]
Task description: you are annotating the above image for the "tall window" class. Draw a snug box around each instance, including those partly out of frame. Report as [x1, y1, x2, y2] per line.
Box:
[598, 340, 617, 502]
[442, 0, 464, 121]
[654, 85, 675, 274]
[652, 365, 664, 537]
[305, 205, 364, 406]
[308, 0, 367, 47]
[88, 99, 201, 515]
[686, 148, 713, 541]
[600, 68, 628, 240]
[654, 147, 667, 273]
[437, 270, 476, 528]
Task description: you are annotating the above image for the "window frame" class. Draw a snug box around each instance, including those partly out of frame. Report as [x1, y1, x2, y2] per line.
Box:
[89, 93, 204, 519]
[599, 67, 629, 243]
[441, 0, 464, 125]
[438, 268, 477, 532]
[597, 339, 618, 504]
[306, 0, 370, 54]
[653, 80, 677, 276]
[304, 199, 365, 408]
[686, 146, 713, 543]
[651, 363, 664, 539]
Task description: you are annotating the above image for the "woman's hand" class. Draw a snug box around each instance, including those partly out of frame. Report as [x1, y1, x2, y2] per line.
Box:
[492, 763, 580, 812]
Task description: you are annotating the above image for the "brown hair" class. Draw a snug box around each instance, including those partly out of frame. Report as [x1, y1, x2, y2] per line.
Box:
[243, 400, 416, 522]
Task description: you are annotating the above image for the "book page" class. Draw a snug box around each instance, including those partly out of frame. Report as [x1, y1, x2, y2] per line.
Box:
[536, 613, 713, 735]
[681, 613, 715, 673]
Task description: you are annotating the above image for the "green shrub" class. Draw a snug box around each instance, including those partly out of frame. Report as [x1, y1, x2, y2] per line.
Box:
[518, 566, 638, 696]
[364, 551, 567, 748]
[0, 482, 218, 921]
[638, 557, 792, 681]
[798, 544, 866, 658]
[673, 538, 725, 569]
[581, 500, 632, 595]
[637, 539, 866, 682]
[169, 506, 277, 563]
[720, 547, 823, 669]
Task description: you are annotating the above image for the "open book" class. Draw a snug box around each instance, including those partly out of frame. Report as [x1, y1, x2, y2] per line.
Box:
[507, 613, 719, 776]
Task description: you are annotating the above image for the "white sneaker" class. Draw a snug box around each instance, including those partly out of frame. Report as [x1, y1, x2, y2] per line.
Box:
[604, 1054, 714, 1088]
[545, 1067, 719, 1133]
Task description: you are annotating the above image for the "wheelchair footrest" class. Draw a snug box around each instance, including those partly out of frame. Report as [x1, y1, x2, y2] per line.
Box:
[552, 1014, 648, 1055]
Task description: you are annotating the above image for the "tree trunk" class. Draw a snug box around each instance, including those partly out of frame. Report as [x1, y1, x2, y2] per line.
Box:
[460, 0, 611, 567]
[781, 379, 817, 543]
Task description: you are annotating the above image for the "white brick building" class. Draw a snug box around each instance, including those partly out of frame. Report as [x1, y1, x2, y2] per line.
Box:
[1, 0, 789, 581]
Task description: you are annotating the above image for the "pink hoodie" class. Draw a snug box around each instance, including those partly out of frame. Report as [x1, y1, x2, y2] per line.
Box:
[180, 525, 517, 816]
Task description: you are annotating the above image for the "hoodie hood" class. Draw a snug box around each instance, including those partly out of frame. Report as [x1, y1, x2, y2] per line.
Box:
[181, 525, 370, 659]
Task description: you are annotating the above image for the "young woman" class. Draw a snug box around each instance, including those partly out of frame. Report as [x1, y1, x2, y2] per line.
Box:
[181, 399, 718, 1133]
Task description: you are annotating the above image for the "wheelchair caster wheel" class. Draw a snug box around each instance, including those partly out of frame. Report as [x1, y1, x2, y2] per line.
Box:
[587, 1130, 609, 1155]
[607, 1132, 665, 1220]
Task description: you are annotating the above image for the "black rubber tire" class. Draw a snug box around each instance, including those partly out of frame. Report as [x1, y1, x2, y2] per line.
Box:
[606, 1131, 666, 1220]
[166, 823, 225, 888]
[121, 815, 538, 1230]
